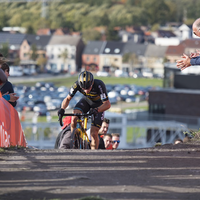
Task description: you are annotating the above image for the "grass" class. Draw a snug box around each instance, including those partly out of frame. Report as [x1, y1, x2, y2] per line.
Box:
[15, 76, 163, 88]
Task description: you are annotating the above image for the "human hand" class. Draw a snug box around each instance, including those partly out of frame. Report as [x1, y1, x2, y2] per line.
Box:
[176, 53, 191, 71]
[190, 49, 200, 58]
[57, 108, 65, 116]
[89, 108, 98, 116]
[8, 93, 19, 102]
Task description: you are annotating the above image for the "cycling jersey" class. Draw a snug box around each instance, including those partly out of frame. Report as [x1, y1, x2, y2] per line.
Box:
[69, 79, 109, 129]
[69, 79, 109, 103]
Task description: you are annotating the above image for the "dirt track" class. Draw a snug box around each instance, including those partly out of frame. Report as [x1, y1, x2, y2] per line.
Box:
[1, 142, 200, 200]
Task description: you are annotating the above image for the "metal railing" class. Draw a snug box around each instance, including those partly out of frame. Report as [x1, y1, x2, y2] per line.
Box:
[21, 111, 199, 149]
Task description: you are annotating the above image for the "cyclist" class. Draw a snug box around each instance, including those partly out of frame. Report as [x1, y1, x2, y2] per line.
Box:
[58, 70, 111, 150]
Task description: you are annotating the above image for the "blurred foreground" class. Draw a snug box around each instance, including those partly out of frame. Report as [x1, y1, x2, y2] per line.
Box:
[1, 142, 200, 200]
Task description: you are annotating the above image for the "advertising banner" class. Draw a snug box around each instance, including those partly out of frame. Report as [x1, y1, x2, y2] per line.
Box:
[0, 93, 27, 147]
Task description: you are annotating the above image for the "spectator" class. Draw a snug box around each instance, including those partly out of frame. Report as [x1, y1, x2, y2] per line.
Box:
[103, 134, 112, 149]
[86, 118, 110, 149]
[0, 68, 7, 83]
[0, 68, 17, 102]
[87, 118, 110, 140]
[55, 116, 72, 149]
[174, 138, 183, 145]
[0, 63, 18, 107]
[98, 118, 110, 138]
[111, 133, 120, 150]
[176, 18, 200, 70]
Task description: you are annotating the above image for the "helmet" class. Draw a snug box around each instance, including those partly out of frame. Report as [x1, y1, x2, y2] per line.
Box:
[78, 71, 94, 89]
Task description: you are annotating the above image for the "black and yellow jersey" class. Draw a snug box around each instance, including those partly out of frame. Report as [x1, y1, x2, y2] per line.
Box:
[69, 79, 109, 102]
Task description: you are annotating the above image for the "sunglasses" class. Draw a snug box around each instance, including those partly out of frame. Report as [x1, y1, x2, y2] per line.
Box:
[112, 140, 120, 144]
[193, 32, 197, 36]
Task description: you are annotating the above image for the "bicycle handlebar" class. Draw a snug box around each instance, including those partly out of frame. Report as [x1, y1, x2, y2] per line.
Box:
[58, 112, 93, 127]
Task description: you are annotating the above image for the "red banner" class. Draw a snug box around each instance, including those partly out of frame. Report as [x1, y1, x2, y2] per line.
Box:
[0, 93, 27, 147]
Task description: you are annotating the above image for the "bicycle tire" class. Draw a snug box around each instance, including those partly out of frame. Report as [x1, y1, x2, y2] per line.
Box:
[70, 128, 90, 149]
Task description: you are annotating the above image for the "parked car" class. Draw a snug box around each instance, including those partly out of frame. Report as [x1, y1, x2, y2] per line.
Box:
[96, 71, 110, 77]
[9, 66, 23, 77]
[33, 103, 47, 116]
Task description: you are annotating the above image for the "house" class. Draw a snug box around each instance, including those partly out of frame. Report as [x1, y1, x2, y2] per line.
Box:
[165, 44, 185, 63]
[19, 34, 51, 72]
[99, 41, 126, 72]
[0, 33, 26, 63]
[119, 30, 145, 43]
[165, 38, 200, 63]
[122, 42, 148, 72]
[82, 41, 149, 74]
[144, 44, 168, 74]
[153, 30, 181, 46]
[82, 41, 106, 72]
[177, 24, 192, 40]
[37, 28, 56, 35]
[37, 28, 71, 36]
[46, 35, 85, 73]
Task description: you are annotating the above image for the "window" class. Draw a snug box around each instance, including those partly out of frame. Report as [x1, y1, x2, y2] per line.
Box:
[104, 57, 110, 65]
[114, 48, 120, 53]
[149, 104, 165, 114]
[93, 57, 97, 62]
[86, 56, 90, 62]
[105, 48, 110, 53]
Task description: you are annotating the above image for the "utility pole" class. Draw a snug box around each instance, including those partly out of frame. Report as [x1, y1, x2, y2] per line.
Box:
[41, 0, 47, 18]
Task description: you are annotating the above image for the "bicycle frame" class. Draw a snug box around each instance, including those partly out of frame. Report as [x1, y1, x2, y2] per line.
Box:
[58, 113, 92, 149]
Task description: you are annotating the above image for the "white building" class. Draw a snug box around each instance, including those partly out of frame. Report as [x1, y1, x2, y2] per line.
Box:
[46, 35, 84, 73]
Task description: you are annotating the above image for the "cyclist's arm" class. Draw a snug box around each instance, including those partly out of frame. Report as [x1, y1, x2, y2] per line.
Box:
[61, 94, 72, 110]
[97, 99, 111, 113]
[61, 81, 79, 109]
[96, 80, 111, 112]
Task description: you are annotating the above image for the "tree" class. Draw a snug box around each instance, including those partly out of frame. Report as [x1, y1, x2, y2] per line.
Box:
[82, 28, 102, 43]
[59, 49, 68, 71]
[0, 43, 9, 58]
[14, 57, 21, 66]
[30, 44, 38, 61]
[37, 54, 47, 72]
[106, 26, 120, 41]
[123, 52, 139, 70]
[141, 0, 170, 25]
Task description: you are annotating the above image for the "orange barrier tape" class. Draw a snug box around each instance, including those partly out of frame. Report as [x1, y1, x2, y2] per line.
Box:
[0, 93, 27, 147]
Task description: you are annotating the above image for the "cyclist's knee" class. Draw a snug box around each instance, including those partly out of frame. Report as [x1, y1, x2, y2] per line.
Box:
[71, 116, 77, 128]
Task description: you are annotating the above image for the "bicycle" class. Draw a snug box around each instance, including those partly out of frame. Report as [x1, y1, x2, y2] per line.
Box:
[58, 112, 92, 149]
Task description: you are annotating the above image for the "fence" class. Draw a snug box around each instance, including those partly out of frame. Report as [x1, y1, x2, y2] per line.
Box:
[21, 111, 199, 149]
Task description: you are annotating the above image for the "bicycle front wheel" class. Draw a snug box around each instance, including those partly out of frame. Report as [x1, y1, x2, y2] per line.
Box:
[70, 128, 90, 149]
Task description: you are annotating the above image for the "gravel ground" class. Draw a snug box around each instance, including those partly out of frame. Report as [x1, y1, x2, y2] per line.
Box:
[1, 141, 200, 200]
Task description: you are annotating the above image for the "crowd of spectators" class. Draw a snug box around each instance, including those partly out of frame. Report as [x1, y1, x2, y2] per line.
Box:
[55, 116, 120, 150]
